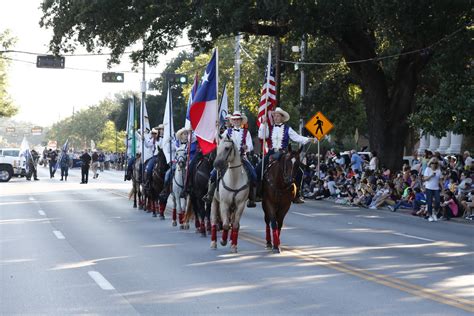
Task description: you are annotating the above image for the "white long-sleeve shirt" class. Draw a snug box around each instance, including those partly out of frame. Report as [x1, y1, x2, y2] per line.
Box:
[258, 124, 309, 150]
[221, 127, 253, 154]
[145, 135, 163, 155]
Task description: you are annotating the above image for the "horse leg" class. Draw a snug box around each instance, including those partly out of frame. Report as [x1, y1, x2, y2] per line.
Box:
[210, 195, 219, 248]
[230, 227, 240, 253]
[271, 219, 280, 253]
[152, 200, 157, 217]
[220, 203, 230, 246]
[159, 201, 166, 220]
[265, 223, 272, 250]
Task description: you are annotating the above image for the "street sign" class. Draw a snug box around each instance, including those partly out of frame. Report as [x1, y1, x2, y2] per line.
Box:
[36, 55, 65, 69]
[5, 127, 15, 133]
[31, 127, 43, 136]
[305, 111, 334, 141]
[102, 72, 124, 83]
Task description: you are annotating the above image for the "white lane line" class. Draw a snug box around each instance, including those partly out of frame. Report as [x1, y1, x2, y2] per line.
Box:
[38, 210, 46, 216]
[292, 211, 317, 218]
[28, 197, 35, 201]
[88, 271, 115, 290]
[392, 232, 435, 242]
[53, 230, 65, 239]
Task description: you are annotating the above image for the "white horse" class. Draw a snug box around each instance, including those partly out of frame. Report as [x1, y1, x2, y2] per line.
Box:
[170, 148, 187, 227]
[210, 136, 250, 253]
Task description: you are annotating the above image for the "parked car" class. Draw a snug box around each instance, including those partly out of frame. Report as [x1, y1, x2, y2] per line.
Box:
[0, 148, 26, 182]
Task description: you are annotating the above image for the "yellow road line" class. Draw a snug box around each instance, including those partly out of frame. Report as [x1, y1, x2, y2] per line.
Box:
[102, 188, 474, 313]
[240, 233, 474, 313]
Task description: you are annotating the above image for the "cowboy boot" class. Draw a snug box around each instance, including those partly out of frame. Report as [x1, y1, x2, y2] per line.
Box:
[247, 183, 256, 208]
[202, 180, 216, 204]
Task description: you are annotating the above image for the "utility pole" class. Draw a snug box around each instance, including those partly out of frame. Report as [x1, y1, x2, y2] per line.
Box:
[234, 34, 241, 112]
[299, 37, 306, 135]
[140, 52, 146, 182]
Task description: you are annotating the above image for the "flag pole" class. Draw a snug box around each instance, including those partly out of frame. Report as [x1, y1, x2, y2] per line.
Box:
[261, 47, 272, 181]
[168, 83, 173, 165]
[124, 99, 131, 180]
[215, 47, 220, 146]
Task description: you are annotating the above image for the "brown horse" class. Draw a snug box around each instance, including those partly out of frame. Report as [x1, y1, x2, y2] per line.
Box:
[262, 145, 301, 253]
[144, 149, 168, 218]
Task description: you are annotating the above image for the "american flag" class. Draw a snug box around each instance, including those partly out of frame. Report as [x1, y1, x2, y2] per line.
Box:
[257, 64, 277, 127]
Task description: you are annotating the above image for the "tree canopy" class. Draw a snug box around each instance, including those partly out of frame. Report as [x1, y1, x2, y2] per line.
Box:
[0, 29, 18, 118]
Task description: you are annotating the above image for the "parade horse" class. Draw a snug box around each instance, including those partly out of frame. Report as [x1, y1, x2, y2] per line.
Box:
[185, 150, 215, 236]
[262, 145, 302, 253]
[170, 148, 187, 227]
[144, 149, 168, 218]
[130, 158, 143, 209]
[210, 136, 250, 253]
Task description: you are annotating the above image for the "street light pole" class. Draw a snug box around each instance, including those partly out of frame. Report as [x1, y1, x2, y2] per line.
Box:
[299, 37, 306, 135]
[234, 34, 241, 112]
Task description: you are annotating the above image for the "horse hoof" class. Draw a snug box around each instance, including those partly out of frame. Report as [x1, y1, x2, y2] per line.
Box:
[265, 243, 273, 250]
[230, 246, 238, 253]
[272, 248, 280, 254]
[133, 205, 137, 208]
[160, 215, 165, 220]
[184, 224, 190, 230]
[179, 225, 184, 230]
[139, 206, 143, 210]
[201, 231, 207, 238]
[152, 213, 157, 217]
[172, 220, 177, 227]
[210, 241, 217, 249]
[220, 240, 227, 247]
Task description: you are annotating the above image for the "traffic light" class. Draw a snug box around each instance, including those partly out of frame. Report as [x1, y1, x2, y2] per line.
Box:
[36, 55, 65, 69]
[166, 73, 187, 85]
[102, 72, 124, 83]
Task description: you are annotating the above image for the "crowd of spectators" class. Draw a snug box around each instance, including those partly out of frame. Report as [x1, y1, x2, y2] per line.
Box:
[301, 149, 474, 222]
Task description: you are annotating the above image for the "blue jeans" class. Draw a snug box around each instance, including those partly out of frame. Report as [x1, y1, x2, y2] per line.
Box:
[394, 200, 412, 210]
[164, 164, 176, 185]
[145, 156, 157, 175]
[425, 189, 440, 216]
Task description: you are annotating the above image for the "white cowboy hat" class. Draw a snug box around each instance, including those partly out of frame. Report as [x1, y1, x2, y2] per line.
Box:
[272, 107, 290, 122]
[151, 128, 159, 134]
[230, 111, 248, 125]
[157, 124, 164, 129]
[176, 127, 189, 140]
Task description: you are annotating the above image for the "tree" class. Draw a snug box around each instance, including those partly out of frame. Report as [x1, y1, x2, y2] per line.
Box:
[97, 120, 126, 152]
[0, 29, 18, 118]
[40, 1, 471, 170]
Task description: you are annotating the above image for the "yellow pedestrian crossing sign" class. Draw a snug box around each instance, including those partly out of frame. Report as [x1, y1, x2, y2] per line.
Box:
[305, 111, 334, 141]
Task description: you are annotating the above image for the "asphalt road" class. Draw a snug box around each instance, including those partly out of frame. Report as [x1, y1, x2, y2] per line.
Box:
[1, 167, 473, 315]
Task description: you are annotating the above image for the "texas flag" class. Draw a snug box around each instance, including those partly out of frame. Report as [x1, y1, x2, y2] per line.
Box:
[184, 73, 199, 130]
[190, 50, 218, 154]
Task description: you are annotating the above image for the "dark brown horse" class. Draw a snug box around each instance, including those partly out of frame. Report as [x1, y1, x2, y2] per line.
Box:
[188, 150, 215, 236]
[262, 145, 301, 253]
[144, 149, 168, 218]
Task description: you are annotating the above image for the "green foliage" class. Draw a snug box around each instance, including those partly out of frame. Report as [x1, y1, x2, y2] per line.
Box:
[97, 120, 126, 152]
[47, 99, 120, 150]
[0, 29, 18, 118]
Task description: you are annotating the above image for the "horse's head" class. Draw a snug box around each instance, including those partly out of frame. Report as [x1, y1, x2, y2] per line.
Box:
[214, 135, 237, 171]
[280, 144, 302, 186]
[176, 148, 187, 171]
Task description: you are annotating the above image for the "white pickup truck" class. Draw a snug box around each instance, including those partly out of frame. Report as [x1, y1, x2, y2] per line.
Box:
[0, 148, 26, 182]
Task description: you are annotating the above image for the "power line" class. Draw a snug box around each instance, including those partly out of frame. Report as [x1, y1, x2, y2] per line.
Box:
[280, 24, 468, 66]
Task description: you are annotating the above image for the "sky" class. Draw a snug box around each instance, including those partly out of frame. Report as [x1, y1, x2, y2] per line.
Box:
[0, 0, 190, 127]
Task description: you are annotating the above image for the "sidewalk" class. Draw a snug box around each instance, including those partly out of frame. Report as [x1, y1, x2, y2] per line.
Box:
[306, 197, 473, 225]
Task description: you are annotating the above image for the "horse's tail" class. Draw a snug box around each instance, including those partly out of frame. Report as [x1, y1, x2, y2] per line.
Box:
[183, 197, 194, 223]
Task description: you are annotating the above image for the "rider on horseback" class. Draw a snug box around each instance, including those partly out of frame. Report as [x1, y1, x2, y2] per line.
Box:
[144, 125, 164, 186]
[256, 107, 315, 203]
[160, 127, 197, 198]
[203, 111, 257, 208]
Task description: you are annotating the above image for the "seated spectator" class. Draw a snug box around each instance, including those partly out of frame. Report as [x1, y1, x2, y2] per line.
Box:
[412, 187, 427, 216]
[390, 187, 415, 212]
[440, 191, 459, 220]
